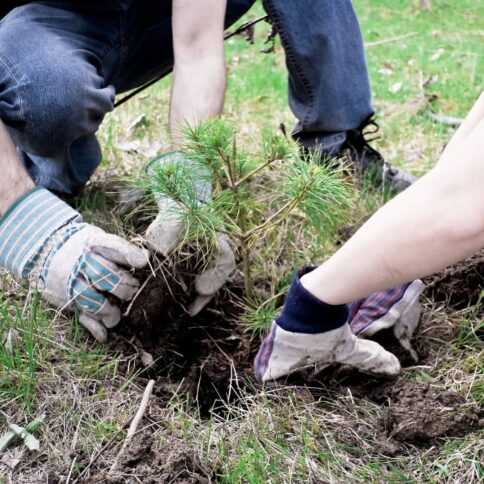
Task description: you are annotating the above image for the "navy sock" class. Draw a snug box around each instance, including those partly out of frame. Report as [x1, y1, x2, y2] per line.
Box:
[275, 267, 349, 334]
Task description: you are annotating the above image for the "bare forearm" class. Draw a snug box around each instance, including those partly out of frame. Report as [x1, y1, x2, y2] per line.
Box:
[301, 107, 484, 304]
[169, 0, 227, 145]
[441, 91, 484, 159]
[0, 120, 35, 215]
[169, 56, 226, 143]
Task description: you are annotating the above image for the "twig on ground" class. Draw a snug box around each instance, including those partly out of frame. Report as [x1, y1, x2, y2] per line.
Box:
[365, 32, 417, 47]
[109, 379, 156, 475]
[428, 111, 464, 126]
[224, 15, 269, 41]
[66, 457, 77, 484]
[71, 427, 127, 484]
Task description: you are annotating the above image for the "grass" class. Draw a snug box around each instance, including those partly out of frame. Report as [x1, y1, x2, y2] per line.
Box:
[0, 288, 46, 412]
[0, 0, 483, 482]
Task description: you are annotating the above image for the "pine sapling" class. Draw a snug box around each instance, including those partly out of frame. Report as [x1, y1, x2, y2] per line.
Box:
[139, 119, 350, 302]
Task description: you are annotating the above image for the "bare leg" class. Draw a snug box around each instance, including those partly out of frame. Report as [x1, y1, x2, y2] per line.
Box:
[301, 94, 484, 304]
[0, 120, 35, 215]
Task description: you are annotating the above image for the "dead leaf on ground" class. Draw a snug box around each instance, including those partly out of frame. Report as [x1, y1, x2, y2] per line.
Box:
[1, 448, 25, 469]
[378, 67, 393, 76]
[115, 139, 165, 158]
[430, 47, 445, 61]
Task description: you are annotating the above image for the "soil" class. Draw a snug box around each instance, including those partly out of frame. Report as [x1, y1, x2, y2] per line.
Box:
[283, 365, 482, 455]
[114, 256, 257, 415]
[103, 241, 482, 474]
[374, 380, 481, 453]
[336, 222, 361, 245]
[85, 433, 212, 483]
[424, 249, 484, 312]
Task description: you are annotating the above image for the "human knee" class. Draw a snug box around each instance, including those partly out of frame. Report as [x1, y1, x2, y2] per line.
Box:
[24, 58, 113, 155]
[0, 50, 114, 156]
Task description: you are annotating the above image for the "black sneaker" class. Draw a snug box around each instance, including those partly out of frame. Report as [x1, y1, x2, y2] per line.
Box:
[293, 117, 417, 194]
[340, 117, 417, 194]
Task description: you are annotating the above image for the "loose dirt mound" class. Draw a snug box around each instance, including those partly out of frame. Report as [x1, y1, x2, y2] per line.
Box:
[114, 260, 257, 415]
[371, 381, 481, 454]
[287, 369, 482, 455]
[86, 433, 211, 483]
[424, 249, 484, 312]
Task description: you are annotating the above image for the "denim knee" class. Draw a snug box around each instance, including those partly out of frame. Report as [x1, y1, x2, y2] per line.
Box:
[0, 42, 114, 157]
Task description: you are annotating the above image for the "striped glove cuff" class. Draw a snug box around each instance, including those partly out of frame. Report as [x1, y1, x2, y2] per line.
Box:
[0, 187, 80, 279]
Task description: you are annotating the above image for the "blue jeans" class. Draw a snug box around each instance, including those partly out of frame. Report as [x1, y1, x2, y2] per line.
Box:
[0, 0, 373, 195]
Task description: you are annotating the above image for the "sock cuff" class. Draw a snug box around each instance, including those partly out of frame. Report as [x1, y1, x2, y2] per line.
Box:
[275, 267, 349, 334]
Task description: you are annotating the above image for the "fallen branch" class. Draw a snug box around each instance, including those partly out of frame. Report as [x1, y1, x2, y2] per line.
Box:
[365, 32, 417, 48]
[224, 15, 269, 41]
[428, 111, 463, 126]
[109, 379, 155, 475]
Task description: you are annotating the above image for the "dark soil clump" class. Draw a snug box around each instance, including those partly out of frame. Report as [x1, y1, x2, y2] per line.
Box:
[336, 222, 360, 245]
[115, 268, 185, 354]
[424, 249, 484, 312]
[290, 370, 482, 455]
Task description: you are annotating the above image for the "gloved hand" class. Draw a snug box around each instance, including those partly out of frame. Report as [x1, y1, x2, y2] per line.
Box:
[254, 267, 401, 382]
[0, 187, 148, 343]
[348, 279, 425, 361]
[144, 152, 236, 315]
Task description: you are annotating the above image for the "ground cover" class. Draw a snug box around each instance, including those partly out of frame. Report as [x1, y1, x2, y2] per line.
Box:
[0, 1, 482, 482]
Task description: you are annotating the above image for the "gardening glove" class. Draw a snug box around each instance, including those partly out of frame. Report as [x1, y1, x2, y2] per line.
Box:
[187, 234, 236, 316]
[144, 151, 212, 256]
[144, 152, 236, 315]
[0, 187, 149, 343]
[349, 279, 425, 362]
[254, 267, 401, 383]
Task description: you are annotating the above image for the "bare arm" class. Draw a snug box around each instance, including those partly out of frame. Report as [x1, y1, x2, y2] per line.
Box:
[170, 0, 227, 144]
[301, 92, 484, 304]
[0, 120, 35, 215]
[440, 90, 484, 160]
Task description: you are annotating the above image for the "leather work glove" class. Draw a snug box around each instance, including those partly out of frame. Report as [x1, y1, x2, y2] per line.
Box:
[254, 267, 401, 383]
[144, 152, 236, 315]
[0, 187, 149, 343]
[348, 279, 425, 362]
